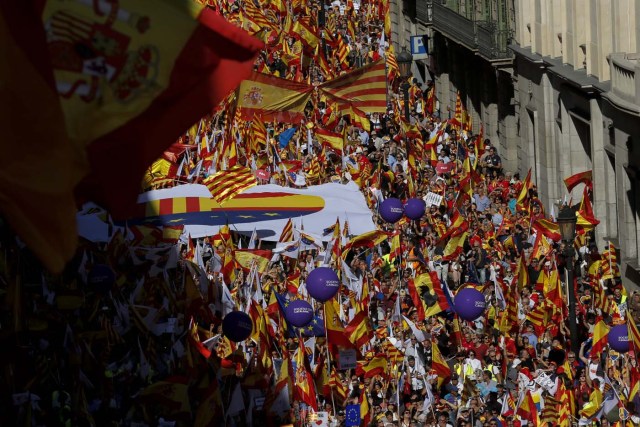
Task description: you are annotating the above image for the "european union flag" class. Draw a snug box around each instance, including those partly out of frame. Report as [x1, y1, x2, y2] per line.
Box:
[295, 315, 325, 337]
[345, 404, 361, 426]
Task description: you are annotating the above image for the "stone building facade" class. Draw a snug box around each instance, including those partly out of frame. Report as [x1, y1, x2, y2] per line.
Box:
[390, 0, 640, 286]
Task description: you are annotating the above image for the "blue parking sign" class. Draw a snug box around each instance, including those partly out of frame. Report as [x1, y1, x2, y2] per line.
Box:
[410, 35, 428, 56]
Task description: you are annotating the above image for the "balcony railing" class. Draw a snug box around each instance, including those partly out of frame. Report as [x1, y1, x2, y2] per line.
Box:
[426, 1, 514, 62]
[609, 53, 640, 104]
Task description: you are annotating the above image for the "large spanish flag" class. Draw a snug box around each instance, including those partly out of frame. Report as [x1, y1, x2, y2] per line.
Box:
[319, 59, 388, 113]
[236, 71, 313, 122]
[1, 1, 262, 272]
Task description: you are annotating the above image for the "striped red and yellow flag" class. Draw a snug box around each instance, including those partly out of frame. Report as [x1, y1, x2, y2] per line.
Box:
[204, 165, 257, 204]
[319, 59, 387, 114]
[386, 46, 399, 81]
[628, 309, 640, 355]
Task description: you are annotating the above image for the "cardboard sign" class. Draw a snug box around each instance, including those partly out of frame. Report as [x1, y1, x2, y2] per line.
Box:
[424, 192, 443, 207]
[338, 349, 357, 370]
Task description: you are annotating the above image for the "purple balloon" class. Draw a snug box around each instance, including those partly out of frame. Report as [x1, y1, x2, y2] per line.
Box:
[379, 198, 404, 223]
[88, 264, 115, 294]
[285, 299, 314, 327]
[454, 287, 486, 321]
[404, 198, 426, 220]
[306, 267, 340, 302]
[608, 324, 630, 353]
[222, 311, 253, 342]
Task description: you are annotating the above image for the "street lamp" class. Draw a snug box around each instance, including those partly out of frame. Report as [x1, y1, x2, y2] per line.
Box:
[397, 47, 413, 122]
[557, 204, 578, 354]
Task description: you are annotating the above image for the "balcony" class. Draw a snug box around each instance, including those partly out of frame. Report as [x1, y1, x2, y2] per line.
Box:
[604, 53, 640, 116]
[426, 0, 514, 63]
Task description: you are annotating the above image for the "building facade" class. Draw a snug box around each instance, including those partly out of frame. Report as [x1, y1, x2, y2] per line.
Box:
[391, 0, 640, 287]
[511, 0, 640, 287]
[390, 0, 518, 171]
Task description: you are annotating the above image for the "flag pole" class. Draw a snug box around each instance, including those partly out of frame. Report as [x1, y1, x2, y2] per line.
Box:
[323, 301, 337, 419]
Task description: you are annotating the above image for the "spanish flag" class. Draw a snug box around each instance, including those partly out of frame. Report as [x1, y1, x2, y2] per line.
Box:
[356, 355, 388, 379]
[345, 310, 373, 349]
[1, 1, 262, 272]
[532, 218, 562, 242]
[590, 317, 609, 358]
[431, 341, 451, 387]
[564, 170, 593, 192]
[315, 128, 344, 154]
[236, 70, 313, 122]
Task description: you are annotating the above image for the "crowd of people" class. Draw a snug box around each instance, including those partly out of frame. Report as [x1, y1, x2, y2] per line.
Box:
[2, 0, 640, 426]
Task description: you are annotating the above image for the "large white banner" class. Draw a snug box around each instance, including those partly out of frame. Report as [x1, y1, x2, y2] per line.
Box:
[132, 181, 376, 241]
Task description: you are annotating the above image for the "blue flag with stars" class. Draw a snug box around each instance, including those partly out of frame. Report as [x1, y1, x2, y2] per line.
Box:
[273, 292, 322, 338]
[345, 404, 361, 426]
[295, 315, 325, 337]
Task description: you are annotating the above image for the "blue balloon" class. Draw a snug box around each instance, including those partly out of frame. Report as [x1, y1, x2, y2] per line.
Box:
[285, 299, 314, 327]
[379, 198, 404, 223]
[454, 288, 486, 321]
[222, 311, 253, 342]
[306, 267, 340, 302]
[608, 324, 630, 353]
[404, 198, 426, 220]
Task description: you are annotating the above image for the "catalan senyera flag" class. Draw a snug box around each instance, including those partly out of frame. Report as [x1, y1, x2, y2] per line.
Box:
[236, 71, 313, 122]
[1, 2, 262, 273]
[315, 128, 344, 154]
[204, 165, 257, 204]
[628, 309, 640, 355]
[564, 170, 593, 192]
[319, 59, 387, 114]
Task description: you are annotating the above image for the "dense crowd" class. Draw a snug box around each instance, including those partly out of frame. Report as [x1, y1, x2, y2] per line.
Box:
[1, 0, 640, 426]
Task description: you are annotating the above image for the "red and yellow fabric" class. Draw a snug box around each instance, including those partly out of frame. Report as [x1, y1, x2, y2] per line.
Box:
[590, 317, 609, 358]
[356, 355, 388, 379]
[564, 170, 593, 192]
[532, 218, 562, 242]
[319, 59, 387, 114]
[345, 310, 373, 349]
[236, 71, 313, 122]
[315, 128, 344, 154]
[204, 165, 257, 204]
[294, 339, 317, 410]
[431, 341, 450, 388]
[0, 1, 261, 272]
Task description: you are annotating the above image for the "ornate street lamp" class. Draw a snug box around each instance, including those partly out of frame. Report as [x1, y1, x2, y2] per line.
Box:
[396, 47, 414, 122]
[557, 204, 578, 354]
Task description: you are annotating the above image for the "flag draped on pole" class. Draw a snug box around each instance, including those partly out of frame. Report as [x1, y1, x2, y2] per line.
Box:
[1, 1, 262, 272]
[204, 165, 257, 204]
